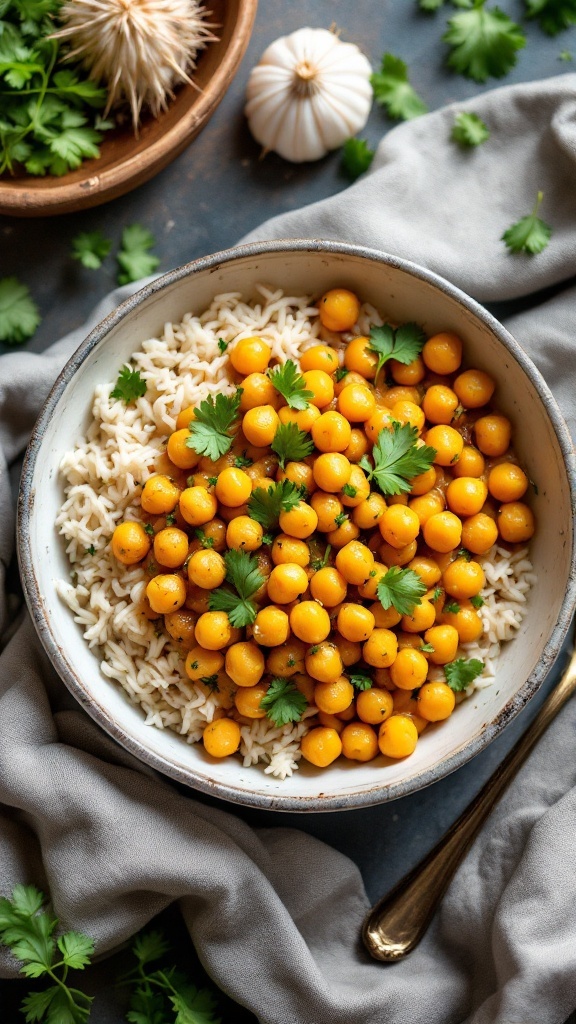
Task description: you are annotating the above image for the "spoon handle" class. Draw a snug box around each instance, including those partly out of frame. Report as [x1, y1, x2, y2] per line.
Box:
[362, 644, 576, 963]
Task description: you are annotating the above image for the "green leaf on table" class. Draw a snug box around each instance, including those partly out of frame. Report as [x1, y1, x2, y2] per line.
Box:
[131, 930, 170, 968]
[418, 0, 446, 10]
[0, 276, 41, 345]
[9, 885, 45, 918]
[57, 931, 95, 969]
[451, 111, 490, 146]
[501, 190, 552, 254]
[443, 3, 526, 82]
[558, 48, 573, 59]
[126, 986, 167, 1024]
[21, 986, 60, 1022]
[341, 137, 375, 180]
[72, 230, 112, 269]
[371, 53, 428, 120]
[117, 224, 160, 285]
[525, 0, 576, 35]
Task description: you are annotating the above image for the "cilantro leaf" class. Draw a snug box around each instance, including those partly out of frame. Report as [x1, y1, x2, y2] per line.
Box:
[525, 0, 576, 34]
[260, 677, 308, 726]
[371, 53, 428, 120]
[377, 566, 426, 615]
[126, 986, 166, 1024]
[419, 0, 446, 9]
[110, 366, 147, 404]
[71, 230, 112, 269]
[363, 421, 437, 495]
[559, 48, 573, 59]
[248, 479, 303, 530]
[368, 322, 426, 381]
[0, 276, 40, 345]
[470, 594, 485, 608]
[451, 111, 490, 146]
[445, 657, 485, 691]
[271, 422, 314, 469]
[420, 642, 435, 653]
[57, 931, 94, 970]
[217, 337, 228, 353]
[502, 190, 552, 254]
[208, 550, 264, 628]
[310, 543, 331, 571]
[341, 137, 375, 180]
[117, 224, 160, 285]
[47, 123, 101, 170]
[349, 673, 373, 690]
[445, 600, 461, 613]
[269, 360, 314, 410]
[443, 3, 526, 82]
[334, 367, 349, 383]
[234, 452, 253, 468]
[21, 986, 60, 1022]
[131, 931, 170, 969]
[186, 391, 242, 461]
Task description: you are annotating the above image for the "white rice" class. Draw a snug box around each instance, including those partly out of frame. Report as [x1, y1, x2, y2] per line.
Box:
[55, 286, 535, 777]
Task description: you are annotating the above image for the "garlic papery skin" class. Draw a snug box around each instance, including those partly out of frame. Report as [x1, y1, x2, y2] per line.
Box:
[54, 0, 217, 131]
[245, 27, 373, 163]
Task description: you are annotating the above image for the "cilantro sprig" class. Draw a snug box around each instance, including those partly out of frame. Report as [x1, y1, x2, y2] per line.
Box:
[110, 366, 147, 404]
[341, 137, 375, 180]
[259, 677, 308, 726]
[271, 422, 314, 469]
[268, 360, 314, 410]
[368, 322, 426, 381]
[371, 53, 428, 120]
[0, 276, 41, 345]
[0, 884, 94, 1023]
[525, 0, 576, 35]
[443, 2, 526, 83]
[208, 550, 264, 628]
[349, 673, 373, 691]
[502, 191, 552, 255]
[186, 391, 242, 461]
[71, 230, 112, 269]
[444, 657, 485, 691]
[376, 566, 427, 615]
[117, 224, 160, 284]
[360, 422, 437, 495]
[247, 479, 303, 531]
[451, 111, 490, 147]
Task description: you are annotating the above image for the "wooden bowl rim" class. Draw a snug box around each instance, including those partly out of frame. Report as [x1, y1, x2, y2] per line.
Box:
[0, 0, 257, 216]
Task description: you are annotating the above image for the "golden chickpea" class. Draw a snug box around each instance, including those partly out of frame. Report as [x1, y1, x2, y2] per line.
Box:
[187, 549, 226, 589]
[311, 410, 352, 453]
[242, 405, 280, 447]
[164, 609, 197, 647]
[226, 516, 263, 552]
[422, 385, 460, 425]
[488, 462, 529, 502]
[202, 719, 241, 758]
[422, 332, 462, 375]
[446, 477, 488, 517]
[337, 383, 377, 423]
[335, 540, 374, 585]
[311, 491, 344, 532]
[167, 429, 200, 471]
[317, 711, 345, 734]
[407, 556, 442, 588]
[234, 683, 269, 719]
[230, 336, 271, 375]
[299, 344, 339, 374]
[194, 610, 232, 650]
[352, 492, 387, 530]
[341, 722, 379, 762]
[271, 534, 310, 567]
[474, 414, 512, 458]
[497, 502, 535, 543]
[266, 640, 306, 677]
[358, 561, 388, 600]
[343, 428, 370, 464]
[389, 648, 429, 690]
[327, 517, 360, 549]
[451, 445, 486, 479]
[279, 501, 318, 539]
[409, 464, 437, 496]
[111, 521, 151, 565]
[340, 465, 370, 508]
[391, 400, 426, 433]
[146, 574, 187, 614]
[305, 642, 344, 683]
[461, 512, 499, 555]
[253, 606, 290, 647]
[267, 563, 309, 604]
[423, 511, 463, 553]
[313, 453, 351, 493]
[390, 355, 425, 386]
[302, 370, 334, 409]
[314, 675, 354, 714]
[337, 604, 375, 643]
[424, 425, 464, 467]
[141, 475, 181, 515]
[356, 687, 394, 725]
[365, 408, 394, 443]
[310, 566, 348, 607]
[277, 460, 316, 496]
[278, 404, 321, 432]
[153, 527, 189, 569]
[440, 601, 483, 643]
[179, 486, 218, 527]
[301, 726, 342, 767]
[176, 404, 196, 430]
[363, 628, 398, 668]
[290, 601, 331, 644]
[443, 558, 485, 600]
[401, 599, 436, 634]
[239, 372, 279, 411]
[417, 681, 456, 722]
[225, 641, 265, 687]
[215, 467, 252, 507]
[344, 335, 378, 379]
[379, 505, 421, 549]
[378, 715, 419, 758]
[409, 490, 446, 527]
[423, 624, 459, 665]
[453, 368, 495, 408]
[319, 289, 361, 332]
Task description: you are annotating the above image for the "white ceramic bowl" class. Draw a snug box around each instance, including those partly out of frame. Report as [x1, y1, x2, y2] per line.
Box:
[18, 241, 576, 811]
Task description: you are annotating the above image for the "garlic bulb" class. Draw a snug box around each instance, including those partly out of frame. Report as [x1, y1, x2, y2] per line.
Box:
[245, 27, 373, 163]
[54, 0, 217, 130]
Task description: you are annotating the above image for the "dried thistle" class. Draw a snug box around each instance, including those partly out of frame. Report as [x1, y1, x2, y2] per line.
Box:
[54, 0, 217, 131]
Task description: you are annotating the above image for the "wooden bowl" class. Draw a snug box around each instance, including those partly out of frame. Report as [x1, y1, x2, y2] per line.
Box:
[0, 0, 257, 217]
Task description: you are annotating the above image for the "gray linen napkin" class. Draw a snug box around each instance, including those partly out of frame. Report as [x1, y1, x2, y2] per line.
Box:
[2, 74, 576, 1024]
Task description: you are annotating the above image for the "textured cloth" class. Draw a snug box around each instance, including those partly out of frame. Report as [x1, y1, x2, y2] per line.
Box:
[2, 74, 576, 1024]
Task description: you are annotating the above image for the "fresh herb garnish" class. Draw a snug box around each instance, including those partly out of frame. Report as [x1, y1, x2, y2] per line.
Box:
[349, 673, 373, 691]
[110, 366, 147, 404]
[445, 657, 485, 691]
[0, 884, 94, 1023]
[208, 550, 264, 627]
[195, 528, 215, 548]
[200, 674, 219, 691]
[334, 367, 350, 383]
[371, 53, 428, 120]
[259, 677, 308, 726]
[310, 544, 332, 571]
[117, 224, 160, 284]
[165, 512, 176, 526]
[144, 523, 155, 536]
[341, 137, 375, 179]
[269, 360, 314, 410]
[443, 2, 526, 82]
[470, 594, 485, 608]
[559, 48, 573, 60]
[342, 483, 358, 498]
[207, 476, 218, 487]
[451, 111, 490, 147]
[376, 565, 427, 615]
[368, 322, 426, 381]
[419, 0, 445, 10]
[85, 544, 96, 555]
[0, 277, 41, 345]
[502, 190, 552, 254]
[271, 422, 314, 469]
[432, 587, 443, 601]
[334, 511, 349, 528]
[420, 642, 435, 653]
[217, 337, 228, 353]
[185, 391, 242, 461]
[526, 0, 576, 34]
[445, 600, 461, 613]
[234, 452, 253, 468]
[247, 480, 303, 531]
[360, 421, 436, 495]
[72, 230, 112, 269]
[457, 547, 472, 561]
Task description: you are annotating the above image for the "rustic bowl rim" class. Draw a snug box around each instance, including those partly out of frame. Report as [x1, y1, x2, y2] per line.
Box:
[17, 239, 576, 811]
[0, 0, 257, 216]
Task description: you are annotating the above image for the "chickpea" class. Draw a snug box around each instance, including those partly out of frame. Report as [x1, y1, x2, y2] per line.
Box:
[389, 647, 429, 690]
[358, 561, 388, 600]
[277, 460, 316, 496]
[187, 549, 227, 589]
[474, 414, 512, 457]
[253, 606, 290, 646]
[340, 465, 370, 508]
[337, 383, 377, 423]
[266, 640, 306, 677]
[242, 405, 280, 447]
[167, 429, 200, 471]
[317, 711, 345, 734]
[302, 370, 334, 409]
[353, 492, 387, 530]
[225, 641, 265, 687]
[335, 540, 374, 585]
[313, 452, 351, 493]
[423, 624, 459, 665]
[423, 425, 464, 467]
[443, 558, 485, 600]
[365, 408, 394, 443]
[390, 355, 425, 386]
[378, 715, 419, 758]
[314, 675, 354, 714]
[461, 512, 499, 555]
[497, 502, 535, 543]
[310, 566, 348, 607]
[363, 628, 398, 668]
[194, 610, 232, 650]
[290, 601, 331, 644]
[311, 491, 344, 532]
[278, 404, 321, 432]
[327, 517, 361, 549]
[141, 475, 181, 515]
[409, 465, 437, 497]
[300, 344, 339, 374]
[409, 490, 445, 527]
[312, 410, 351, 453]
[379, 505, 421, 549]
[179, 486, 218, 527]
[279, 501, 318, 539]
[301, 726, 342, 767]
[451, 445, 485, 479]
[391, 400, 425, 433]
[407, 555, 442, 588]
[344, 335, 378, 379]
[423, 511, 463, 553]
[343, 428, 370, 464]
[306, 642, 344, 683]
[239, 372, 279, 411]
[234, 683, 269, 719]
[440, 601, 483, 643]
[226, 516, 263, 552]
[417, 681, 456, 722]
[454, 368, 495, 408]
[146, 573, 187, 614]
[215, 467, 252, 507]
[200, 518, 227, 552]
[381, 385, 422, 410]
[152, 527, 188, 569]
[337, 603, 376, 642]
[422, 332, 462, 375]
[401, 599, 436, 634]
[488, 462, 529, 502]
[422, 384, 460, 425]
[319, 289, 361, 332]
[356, 687, 394, 725]
[341, 722, 379, 762]
[267, 563, 309, 603]
[111, 521, 151, 565]
[164, 609, 197, 646]
[230, 336, 271, 375]
[446, 477, 488, 517]
[202, 718, 241, 758]
[176, 404, 196, 430]
[271, 534, 310, 567]
[334, 369, 367, 397]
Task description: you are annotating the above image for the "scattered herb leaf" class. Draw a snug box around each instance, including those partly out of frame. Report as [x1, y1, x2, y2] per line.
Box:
[349, 673, 373, 690]
[445, 657, 485, 691]
[368, 321, 426, 381]
[334, 367, 349, 383]
[443, 3, 526, 82]
[111, 366, 147, 404]
[195, 529, 215, 548]
[217, 337, 228, 353]
[71, 230, 112, 269]
[208, 550, 264, 628]
[117, 224, 160, 285]
[0, 276, 41, 345]
[269, 360, 314, 410]
[361, 421, 437, 495]
[371, 52, 428, 120]
[271, 422, 314, 469]
[445, 600, 461, 613]
[420, 642, 435, 653]
[186, 391, 242, 462]
[470, 594, 485, 608]
[248, 480, 303, 530]
[502, 190, 552, 254]
[377, 566, 427, 615]
[525, 0, 576, 35]
[260, 677, 308, 726]
[334, 511, 349, 528]
[432, 587, 443, 601]
[234, 452, 253, 469]
[457, 547, 472, 561]
[200, 674, 219, 691]
[451, 111, 490, 146]
[341, 137, 375, 179]
[559, 48, 573, 59]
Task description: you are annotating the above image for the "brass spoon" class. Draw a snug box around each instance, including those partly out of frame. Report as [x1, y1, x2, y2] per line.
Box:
[362, 638, 576, 962]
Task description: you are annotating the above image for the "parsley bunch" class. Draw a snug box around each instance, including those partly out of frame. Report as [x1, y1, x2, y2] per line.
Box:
[120, 930, 222, 1024]
[0, 0, 112, 178]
